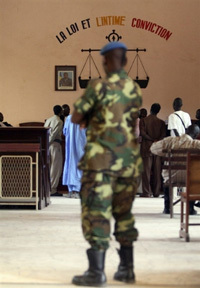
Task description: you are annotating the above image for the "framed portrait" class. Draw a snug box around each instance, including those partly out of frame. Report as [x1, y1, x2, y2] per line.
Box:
[55, 65, 76, 91]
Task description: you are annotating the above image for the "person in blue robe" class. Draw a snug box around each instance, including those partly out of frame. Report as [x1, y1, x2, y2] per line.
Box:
[62, 115, 87, 198]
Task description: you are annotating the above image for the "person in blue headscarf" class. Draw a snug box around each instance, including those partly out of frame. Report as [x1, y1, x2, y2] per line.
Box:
[62, 114, 87, 198]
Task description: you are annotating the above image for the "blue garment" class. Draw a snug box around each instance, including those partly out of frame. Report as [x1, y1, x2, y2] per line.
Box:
[62, 115, 87, 192]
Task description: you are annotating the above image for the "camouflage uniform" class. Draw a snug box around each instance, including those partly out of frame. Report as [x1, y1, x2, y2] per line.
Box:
[74, 69, 142, 250]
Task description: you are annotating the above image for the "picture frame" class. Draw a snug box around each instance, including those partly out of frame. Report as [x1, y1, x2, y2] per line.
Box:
[55, 65, 76, 91]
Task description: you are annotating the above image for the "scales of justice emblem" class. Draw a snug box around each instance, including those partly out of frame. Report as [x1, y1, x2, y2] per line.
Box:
[78, 30, 149, 89]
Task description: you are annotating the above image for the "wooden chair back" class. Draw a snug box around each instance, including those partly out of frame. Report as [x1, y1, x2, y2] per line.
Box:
[186, 153, 200, 202]
[162, 149, 187, 218]
[180, 151, 200, 242]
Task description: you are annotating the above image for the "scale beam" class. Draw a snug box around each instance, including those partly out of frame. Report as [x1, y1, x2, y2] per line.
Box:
[81, 48, 146, 52]
[79, 47, 149, 89]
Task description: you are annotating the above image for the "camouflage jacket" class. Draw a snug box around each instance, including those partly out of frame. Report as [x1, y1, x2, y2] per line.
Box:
[74, 69, 143, 177]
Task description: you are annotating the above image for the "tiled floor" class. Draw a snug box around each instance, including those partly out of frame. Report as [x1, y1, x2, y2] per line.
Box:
[0, 196, 200, 288]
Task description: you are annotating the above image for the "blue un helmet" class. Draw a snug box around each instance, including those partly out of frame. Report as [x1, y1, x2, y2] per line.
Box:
[100, 42, 127, 55]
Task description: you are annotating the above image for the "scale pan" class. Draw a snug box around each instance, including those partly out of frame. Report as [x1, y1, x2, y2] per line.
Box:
[134, 77, 149, 89]
[78, 76, 90, 89]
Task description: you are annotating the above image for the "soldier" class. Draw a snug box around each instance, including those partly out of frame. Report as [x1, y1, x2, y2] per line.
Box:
[71, 41, 142, 286]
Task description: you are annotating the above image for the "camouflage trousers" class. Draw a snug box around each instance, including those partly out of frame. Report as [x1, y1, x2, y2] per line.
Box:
[80, 171, 139, 250]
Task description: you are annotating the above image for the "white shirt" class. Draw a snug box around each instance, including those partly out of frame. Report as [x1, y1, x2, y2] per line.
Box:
[44, 115, 63, 145]
[168, 111, 191, 136]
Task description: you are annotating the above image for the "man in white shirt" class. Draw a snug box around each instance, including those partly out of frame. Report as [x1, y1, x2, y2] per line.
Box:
[44, 105, 63, 196]
[168, 98, 191, 137]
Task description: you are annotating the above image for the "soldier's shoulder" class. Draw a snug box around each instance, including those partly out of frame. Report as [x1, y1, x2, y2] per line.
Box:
[131, 79, 142, 91]
[88, 77, 104, 87]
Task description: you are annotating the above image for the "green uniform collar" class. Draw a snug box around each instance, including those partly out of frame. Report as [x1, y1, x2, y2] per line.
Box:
[106, 69, 127, 79]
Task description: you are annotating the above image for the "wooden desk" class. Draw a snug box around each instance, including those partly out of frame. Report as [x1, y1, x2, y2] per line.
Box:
[0, 127, 50, 209]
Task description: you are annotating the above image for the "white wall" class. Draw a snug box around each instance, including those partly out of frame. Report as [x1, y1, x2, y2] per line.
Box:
[0, 0, 199, 126]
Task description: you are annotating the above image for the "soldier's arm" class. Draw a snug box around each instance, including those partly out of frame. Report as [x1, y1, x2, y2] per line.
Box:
[71, 110, 83, 124]
[71, 110, 87, 129]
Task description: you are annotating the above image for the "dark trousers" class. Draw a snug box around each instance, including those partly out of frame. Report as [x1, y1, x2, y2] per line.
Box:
[142, 155, 161, 197]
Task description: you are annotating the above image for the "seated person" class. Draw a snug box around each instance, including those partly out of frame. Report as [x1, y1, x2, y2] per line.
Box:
[195, 109, 200, 128]
[150, 124, 200, 215]
[195, 109, 200, 140]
